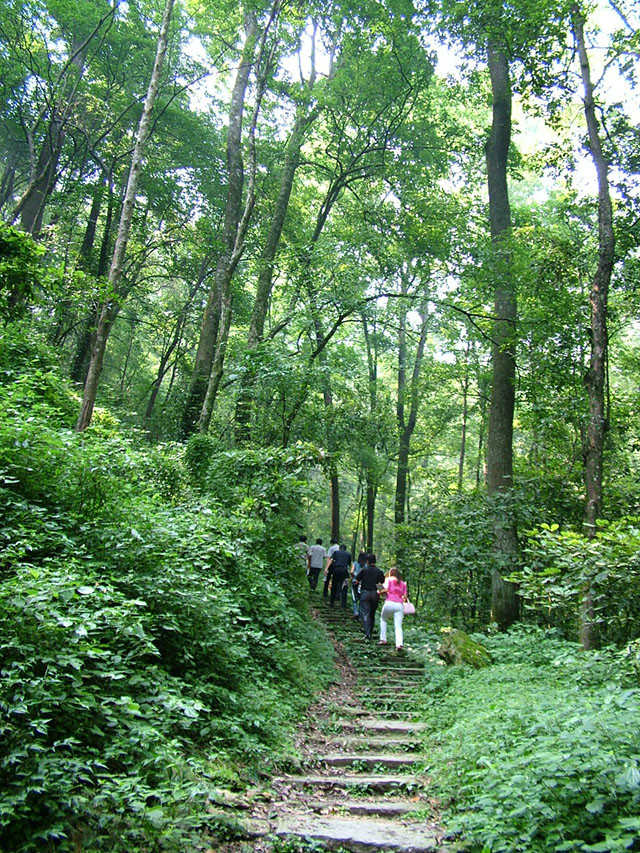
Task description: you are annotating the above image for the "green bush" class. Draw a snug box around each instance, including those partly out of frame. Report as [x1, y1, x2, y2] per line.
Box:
[0, 379, 334, 851]
[511, 520, 640, 644]
[0, 224, 44, 321]
[420, 626, 640, 852]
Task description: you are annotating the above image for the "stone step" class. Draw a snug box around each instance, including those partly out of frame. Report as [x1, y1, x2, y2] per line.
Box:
[358, 718, 427, 733]
[320, 735, 421, 750]
[331, 708, 420, 721]
[304, 798, 426, 817]
[358, 695, 418, 703]
[355, 687, 421, 702]
[318, 752, 421, 769]
[276, 773, 421, 792]
[359, 668, 424, 676]
[274, 814, 438, 852]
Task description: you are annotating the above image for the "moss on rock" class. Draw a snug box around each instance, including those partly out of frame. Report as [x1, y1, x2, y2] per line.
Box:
[438, 628, 491, 668]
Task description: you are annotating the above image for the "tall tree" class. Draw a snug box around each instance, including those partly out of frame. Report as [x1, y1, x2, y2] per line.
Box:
[76, 0, 176, 431]
[6, 1, 117, 237]
[182, 8, 261, 436]
[395, 270, 429, 531]
[484, 36, 520, 629]
[572, 3, 616, 649]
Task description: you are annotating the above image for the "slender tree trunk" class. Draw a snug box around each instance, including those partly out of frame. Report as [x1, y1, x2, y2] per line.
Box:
[394, 281, 428, 529]
[458, 358, 470, 491]
[184, 12, 259, 435]
[573, 4, 615, 649]
[485, 40, 519, 629]
[366, 484, 375, 552]
[76, 0, 175, 431]
[362, 316, 378, 550]
[79, 178, 105, 268]
[97, 177, 117, 277]
[234, 99, 319, 440]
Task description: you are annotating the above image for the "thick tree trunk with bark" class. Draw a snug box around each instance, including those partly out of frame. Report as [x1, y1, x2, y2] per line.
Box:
[485, 40, 520, 630]
[18, 115, 65, 237]
[573, 5, 615, 650]
[76, 0, 175, 431]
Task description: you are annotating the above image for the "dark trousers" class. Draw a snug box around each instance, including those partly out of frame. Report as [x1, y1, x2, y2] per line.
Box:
[322, 566, 333, 597]
[360, 590, 380, 639]
[330, 579, 348, 608]
[308, 567, 321, 590]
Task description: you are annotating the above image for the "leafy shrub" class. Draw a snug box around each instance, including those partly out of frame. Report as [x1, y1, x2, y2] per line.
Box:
[0, 379, 334, 851]
[420, 626, 640, 852]
[511, 519, 640, 644]
[0, 224, 44, 321]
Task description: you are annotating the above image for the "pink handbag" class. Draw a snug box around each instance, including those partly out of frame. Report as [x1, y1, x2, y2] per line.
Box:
[403, 601, 415, 615]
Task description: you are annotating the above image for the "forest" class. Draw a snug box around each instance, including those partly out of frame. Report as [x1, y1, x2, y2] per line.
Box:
[1, 0, 640, 850]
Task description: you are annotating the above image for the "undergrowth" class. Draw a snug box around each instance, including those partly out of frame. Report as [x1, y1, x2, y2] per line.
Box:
[419, 626, 640, 852]
[0, 332, 334, 852]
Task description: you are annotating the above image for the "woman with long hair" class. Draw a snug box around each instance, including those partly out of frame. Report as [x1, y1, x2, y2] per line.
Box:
[379, 567, 408, 650]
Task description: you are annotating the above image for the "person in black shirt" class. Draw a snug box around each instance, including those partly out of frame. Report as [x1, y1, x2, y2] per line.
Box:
[322, 539, 339, 597]
[358, 553, 385, 640]
[327, 544, 352, 608]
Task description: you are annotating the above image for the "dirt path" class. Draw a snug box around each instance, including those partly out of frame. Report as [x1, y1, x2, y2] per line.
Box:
[215, 597, 452, 852]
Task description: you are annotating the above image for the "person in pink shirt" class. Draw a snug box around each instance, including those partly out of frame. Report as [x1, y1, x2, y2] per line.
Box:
[378, 567, 408, 650]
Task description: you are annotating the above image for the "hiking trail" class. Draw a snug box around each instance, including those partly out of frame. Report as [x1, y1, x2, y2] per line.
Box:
[218, 597, 454, 852]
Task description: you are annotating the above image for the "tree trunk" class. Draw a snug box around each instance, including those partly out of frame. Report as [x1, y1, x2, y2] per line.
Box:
[366, 484, 375, 552]
[78, 178, 105, 269]
[76, 0, 175, 431]
[184, 11, 259, 435]
[394, 279, 428, 529]
[573, 4, 615, 650]
[18, 115, 65, 237]
[484, 39, 520, 630]
[12, 14, 114, 236]
[234, 99, 319, 441]
[145, 261, 208, 422]
[458, 371, 469, 491]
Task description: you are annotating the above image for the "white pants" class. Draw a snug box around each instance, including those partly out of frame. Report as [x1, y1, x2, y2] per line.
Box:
[380, 601, 404, 648]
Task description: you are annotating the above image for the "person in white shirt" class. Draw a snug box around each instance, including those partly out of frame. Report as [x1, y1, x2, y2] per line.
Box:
[307, 538, 326, 591]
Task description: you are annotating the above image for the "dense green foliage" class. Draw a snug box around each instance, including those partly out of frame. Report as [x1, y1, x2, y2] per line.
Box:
[1, 0, 640, 849]
[417, 626, 640, 853]
[0, 326, 333, 852]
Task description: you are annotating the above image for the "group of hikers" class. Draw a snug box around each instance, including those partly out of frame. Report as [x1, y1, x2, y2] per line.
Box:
[296, 536, 410, 650]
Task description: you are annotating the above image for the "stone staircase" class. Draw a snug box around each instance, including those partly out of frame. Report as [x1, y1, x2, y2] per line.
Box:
[245, 597, 449, 852]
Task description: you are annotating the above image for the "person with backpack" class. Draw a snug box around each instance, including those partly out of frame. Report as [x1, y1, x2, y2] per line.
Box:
[322, 539, 339, 597]
[351, 551, 366, 619]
